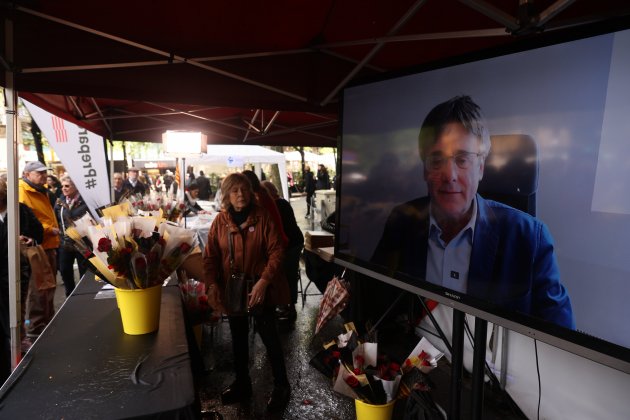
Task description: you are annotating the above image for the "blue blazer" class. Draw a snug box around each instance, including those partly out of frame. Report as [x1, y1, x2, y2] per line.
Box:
[372, 194, 575, 329]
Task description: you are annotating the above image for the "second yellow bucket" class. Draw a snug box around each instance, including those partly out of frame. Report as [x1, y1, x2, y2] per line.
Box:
[355, 399, 395, 420]
[115, 284, 163, 335]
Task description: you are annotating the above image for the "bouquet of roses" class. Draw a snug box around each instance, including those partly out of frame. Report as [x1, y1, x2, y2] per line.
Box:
[65, 205, 197, 289]
[311, 323, 444, 406]
[126, 190, 187, 222]
[179, 277, 220, 325]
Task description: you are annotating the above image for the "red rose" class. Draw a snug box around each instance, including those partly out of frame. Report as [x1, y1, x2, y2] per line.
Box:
[404, 359, 412, 367]
[419, 350, 428, 360]
[97, 237, 112, 253]
[421, 359, 431, 367]
[353, 368, 361, 375]
[179, 242, 192, 253]
[135, 257, 147, 269]
[345, 375, 360, 388]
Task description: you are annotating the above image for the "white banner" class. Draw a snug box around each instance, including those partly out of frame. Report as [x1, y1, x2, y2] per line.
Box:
[22, 100, 110, 218]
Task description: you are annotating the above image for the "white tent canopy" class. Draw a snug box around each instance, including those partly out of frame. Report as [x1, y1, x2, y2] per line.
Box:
[187, 145, 289, 199]
[284, 150, 336, 167]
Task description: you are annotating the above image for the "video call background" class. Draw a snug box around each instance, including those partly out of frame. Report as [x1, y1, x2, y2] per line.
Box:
[339, 29, 630, 349]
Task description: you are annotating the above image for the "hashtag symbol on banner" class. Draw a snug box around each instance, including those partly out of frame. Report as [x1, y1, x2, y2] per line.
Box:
[85, 178, 97, 189]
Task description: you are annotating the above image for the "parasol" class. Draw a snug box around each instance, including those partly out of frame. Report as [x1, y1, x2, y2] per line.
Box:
[315, 275, 349, 335]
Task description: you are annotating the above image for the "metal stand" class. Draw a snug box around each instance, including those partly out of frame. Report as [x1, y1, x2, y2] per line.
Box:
[471, 317, 488, 420]
[449, 310, 465, 420]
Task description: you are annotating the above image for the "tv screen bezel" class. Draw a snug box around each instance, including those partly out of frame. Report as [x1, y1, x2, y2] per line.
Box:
[333, 15, 630, 374]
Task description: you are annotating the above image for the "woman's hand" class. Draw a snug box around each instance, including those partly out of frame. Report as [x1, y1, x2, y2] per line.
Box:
[248, 278, 270, 308]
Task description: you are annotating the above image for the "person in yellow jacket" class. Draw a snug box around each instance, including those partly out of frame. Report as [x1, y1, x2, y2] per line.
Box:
[18, 161, 60, 343]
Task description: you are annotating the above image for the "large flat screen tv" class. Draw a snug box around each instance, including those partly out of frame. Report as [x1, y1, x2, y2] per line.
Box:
[336, 18, 630, 373]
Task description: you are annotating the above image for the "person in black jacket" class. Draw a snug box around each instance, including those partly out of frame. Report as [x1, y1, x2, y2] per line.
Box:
[55, 176, 89, 297]
[261, 181, 304, 321]
[0, 175, 44, 381]
[195, 170, 213, 200]
[122, 167, 147, 197]
[304, 166, 316, 217]
[315, 164, 330, 190]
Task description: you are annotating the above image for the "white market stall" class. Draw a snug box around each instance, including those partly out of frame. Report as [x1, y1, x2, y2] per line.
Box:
[187, 145, 289, 199]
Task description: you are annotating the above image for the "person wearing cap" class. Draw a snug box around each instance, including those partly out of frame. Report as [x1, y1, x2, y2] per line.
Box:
[122, 167, 147, 196]
[18, 161, 60, 340]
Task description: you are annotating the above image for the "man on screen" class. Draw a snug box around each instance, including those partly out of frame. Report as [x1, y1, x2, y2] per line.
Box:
[372, 95, 575, 329]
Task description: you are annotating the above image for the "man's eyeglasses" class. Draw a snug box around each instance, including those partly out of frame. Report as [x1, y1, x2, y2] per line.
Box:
[424, 152, 482, 171]
[61, 184, 72, 188]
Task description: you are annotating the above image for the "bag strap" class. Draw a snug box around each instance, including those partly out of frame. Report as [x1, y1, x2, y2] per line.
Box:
[228, 229, 235, 273]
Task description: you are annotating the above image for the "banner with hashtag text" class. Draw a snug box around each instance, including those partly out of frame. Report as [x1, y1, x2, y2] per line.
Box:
[23, 100, 111, 219]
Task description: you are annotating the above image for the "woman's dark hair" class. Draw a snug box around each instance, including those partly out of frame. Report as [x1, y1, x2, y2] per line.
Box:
[241, 170, 261, 191]
[47, 174, 61, 187]
[188, 180, 200, 191]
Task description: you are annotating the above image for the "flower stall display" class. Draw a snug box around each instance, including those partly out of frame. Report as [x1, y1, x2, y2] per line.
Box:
[126, 191, 187, 222]
[65, 207, 197, 290]
[310, 323, 445, 410]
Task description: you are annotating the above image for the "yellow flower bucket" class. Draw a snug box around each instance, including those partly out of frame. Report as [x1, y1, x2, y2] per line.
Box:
[115, 284, 162, 335]
[355, 399, 395, 420]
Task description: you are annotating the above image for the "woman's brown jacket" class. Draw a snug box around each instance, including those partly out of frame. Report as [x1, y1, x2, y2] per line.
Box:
[203, 204, 289, 314]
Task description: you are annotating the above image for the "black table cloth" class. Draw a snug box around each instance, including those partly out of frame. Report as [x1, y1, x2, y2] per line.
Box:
[0, 280, 196, 419]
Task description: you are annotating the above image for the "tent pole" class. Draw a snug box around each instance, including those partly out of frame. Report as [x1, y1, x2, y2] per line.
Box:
[5, 15, 22, 370]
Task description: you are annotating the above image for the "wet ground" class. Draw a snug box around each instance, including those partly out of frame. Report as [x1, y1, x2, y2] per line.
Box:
[195, 290, 356, 420]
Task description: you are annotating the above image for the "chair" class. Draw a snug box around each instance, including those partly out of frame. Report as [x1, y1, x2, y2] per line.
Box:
[478, 134, 539, 217]
[298, 251, 323, 307]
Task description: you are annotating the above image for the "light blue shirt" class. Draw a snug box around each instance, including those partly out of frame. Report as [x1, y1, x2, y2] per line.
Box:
[425, 198, 477, 293]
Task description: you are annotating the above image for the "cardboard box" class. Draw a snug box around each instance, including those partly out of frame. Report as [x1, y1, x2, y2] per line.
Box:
[304, 230, 334, 249]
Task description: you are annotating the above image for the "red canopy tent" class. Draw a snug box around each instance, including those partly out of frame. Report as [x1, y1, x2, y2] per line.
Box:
[3, 0, 628, 146]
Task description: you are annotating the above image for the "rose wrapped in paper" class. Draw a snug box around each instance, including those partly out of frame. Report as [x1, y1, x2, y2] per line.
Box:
[179, 278, 219, 325]
[64, 210, 197, 289]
